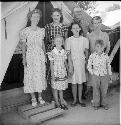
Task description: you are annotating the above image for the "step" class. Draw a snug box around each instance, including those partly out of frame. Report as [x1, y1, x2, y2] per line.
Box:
[18, 101, 55, 119]
[30, 108, 65, 123]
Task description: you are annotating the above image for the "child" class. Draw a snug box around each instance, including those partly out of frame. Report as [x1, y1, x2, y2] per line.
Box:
[65, 22, 89, 107]
[47, 35, 69, 110]
[87, 39, 112, 110]
[20, 9, 47, 107]
[45, 8, 68, 52]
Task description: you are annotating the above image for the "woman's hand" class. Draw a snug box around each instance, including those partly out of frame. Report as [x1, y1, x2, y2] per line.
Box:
[22, 58, 27, 67]
[68, 67, 73, 78]
[45, 56, 47, 64]
[108, 75, 113, 83]
[51, 74, 55, 81]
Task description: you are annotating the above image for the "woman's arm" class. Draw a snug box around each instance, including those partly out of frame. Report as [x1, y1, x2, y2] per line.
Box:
[87, 55, 94, 75]
[50, 60, 55, 81]
[84, 48, 89, 67]
[21, 41, 27, 67]
[42, 39, 47, 63]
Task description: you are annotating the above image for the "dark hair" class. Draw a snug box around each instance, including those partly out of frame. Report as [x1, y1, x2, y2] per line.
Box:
[26, 9, 42, 27]
[91, 16, 102, 24]
[51, 8, 63, 23]
[70, 21, 83, 36]
[95, 39, 104, 47]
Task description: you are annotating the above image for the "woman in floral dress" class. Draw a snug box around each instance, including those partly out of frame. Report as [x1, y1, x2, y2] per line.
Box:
[19, 9, 47, 107]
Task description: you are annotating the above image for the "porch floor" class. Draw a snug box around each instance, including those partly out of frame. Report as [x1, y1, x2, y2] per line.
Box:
[0, 85, 120, 125]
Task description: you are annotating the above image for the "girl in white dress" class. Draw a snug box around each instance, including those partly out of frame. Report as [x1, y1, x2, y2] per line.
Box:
[65, 22, 89, 107]
[47, 35, 68, 110]
[19, 9, 47, 107]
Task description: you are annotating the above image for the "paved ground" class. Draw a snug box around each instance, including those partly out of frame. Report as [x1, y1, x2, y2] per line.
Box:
[0, 85, 120, 125]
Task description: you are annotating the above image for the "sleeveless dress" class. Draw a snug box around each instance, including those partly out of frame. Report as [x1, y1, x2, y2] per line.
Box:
[20, 27, 47, 93]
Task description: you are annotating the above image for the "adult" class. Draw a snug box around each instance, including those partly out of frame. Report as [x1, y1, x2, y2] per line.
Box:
[45, 8, 68, 52]
[87, 16, 110, 55]
[19, 9, 47, 107]
[68, 6, 91, 38]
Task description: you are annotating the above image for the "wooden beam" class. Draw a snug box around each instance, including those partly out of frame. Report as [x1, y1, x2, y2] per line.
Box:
[30, 108, 65, 123]
[18, 101, 55, 119]
[110, 39, 120, 63]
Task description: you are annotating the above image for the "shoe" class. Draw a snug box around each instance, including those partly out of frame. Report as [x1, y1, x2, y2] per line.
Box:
[78, 102, 86, 107]
[31, 98, 37, 107]
[38, 97, 45, 105]
[101, 105, 109, 110]
[61, 104, 68, 110]
[61, 99, 68, 106]
[55, 103, 61, 108]
[93, 106, 100, 110]
[71, 101, 78, 107]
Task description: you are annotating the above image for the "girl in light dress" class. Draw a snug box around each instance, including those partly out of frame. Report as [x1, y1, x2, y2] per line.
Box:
[65, 22, 89, 107]
[47, 35, 69, 110]
[19, 9, 47, 107]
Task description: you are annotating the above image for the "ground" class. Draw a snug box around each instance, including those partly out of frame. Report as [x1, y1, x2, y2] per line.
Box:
[0, 84, 120, 125]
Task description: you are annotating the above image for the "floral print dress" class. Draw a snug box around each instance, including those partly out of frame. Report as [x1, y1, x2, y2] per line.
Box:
[47, 47, 68, 90]
[20, 27, 47, 93]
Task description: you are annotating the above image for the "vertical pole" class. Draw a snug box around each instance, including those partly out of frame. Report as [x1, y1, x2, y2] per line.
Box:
[43, 1, 46, 26]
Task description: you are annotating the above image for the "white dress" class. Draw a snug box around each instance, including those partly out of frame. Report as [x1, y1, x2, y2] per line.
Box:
[47, 47, 68, 90]
[20, 27, 47, 93]
[65, 36, 89, 84]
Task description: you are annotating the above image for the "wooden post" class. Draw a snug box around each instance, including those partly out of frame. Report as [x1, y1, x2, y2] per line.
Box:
[110, 39, 120, 63]
[43, 2, 46, 26]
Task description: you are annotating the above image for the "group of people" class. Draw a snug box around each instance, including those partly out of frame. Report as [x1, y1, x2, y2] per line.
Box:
[19, 6, 112, 110]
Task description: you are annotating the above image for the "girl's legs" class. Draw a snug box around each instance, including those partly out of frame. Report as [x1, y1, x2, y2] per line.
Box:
[30, 93, 37, 107]
[78, 84, 86, 107]
[78, 84, 83, 103]
[72, 84, 77, 104]
[38, 92, 45, 104]
[59, 90, 68, 110]
[59, 90, 67, 106]
[53, 89, 60, 106]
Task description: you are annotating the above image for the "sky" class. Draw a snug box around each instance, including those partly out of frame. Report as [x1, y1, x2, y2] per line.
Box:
[89, 1, 121, 26]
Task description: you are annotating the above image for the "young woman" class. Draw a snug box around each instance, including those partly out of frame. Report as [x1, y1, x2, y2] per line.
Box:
[19, 9, 47, 107]
[65, 22, 89, 107]
[45, 8, 68, 52]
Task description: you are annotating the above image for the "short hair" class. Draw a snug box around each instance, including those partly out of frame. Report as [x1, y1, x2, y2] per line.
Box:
[70, 21, 83, 36]
[72, 6, 82, 15]
[53, 34, 64, 49]
[27, 9, 42, 22]
[51, 8, 63, 23]
[91, 16, 102, 24]
[95, 39, 104, 47]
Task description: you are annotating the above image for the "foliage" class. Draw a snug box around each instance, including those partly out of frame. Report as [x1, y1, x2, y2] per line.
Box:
[74, 1, 96, 10]
[74, 1, 96, 14]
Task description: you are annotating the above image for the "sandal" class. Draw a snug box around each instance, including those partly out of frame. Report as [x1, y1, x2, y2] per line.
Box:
[38, 97, 45, 105]
[31, 98, 37, 107]
[61, 104, 68, 110]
